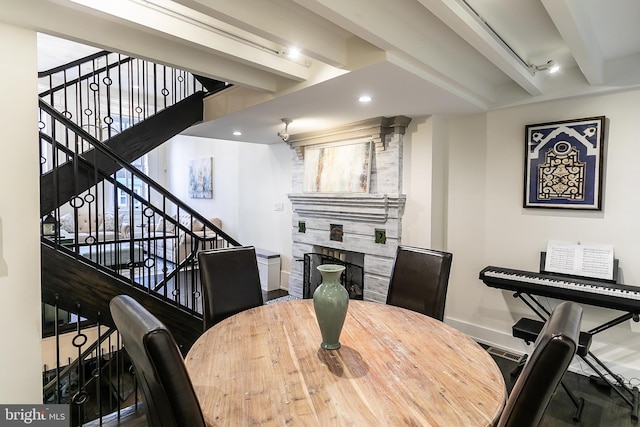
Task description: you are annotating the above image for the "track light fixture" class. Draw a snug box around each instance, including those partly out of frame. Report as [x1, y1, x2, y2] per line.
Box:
[278, 118, 292, 142]
[529, 60, 560, 75]
[458, 0, 561, 78]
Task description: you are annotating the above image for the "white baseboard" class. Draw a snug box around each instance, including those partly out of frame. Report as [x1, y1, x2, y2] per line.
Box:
[445, 316, 640, 385]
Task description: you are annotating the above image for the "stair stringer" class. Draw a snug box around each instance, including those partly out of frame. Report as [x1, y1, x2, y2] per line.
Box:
[40, 91, 205, 216]
[41, 243, 203, 353]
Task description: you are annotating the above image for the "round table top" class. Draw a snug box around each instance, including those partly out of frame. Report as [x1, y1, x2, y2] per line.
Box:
[185, 299, 506, 426]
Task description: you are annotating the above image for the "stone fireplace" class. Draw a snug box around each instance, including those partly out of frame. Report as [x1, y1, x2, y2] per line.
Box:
[287, 116, 411, 302]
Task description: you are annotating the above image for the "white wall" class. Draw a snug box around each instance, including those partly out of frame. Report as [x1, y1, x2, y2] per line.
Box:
[162, 135, 293, 287]
[402, 116, 433, 247]
[402, 115, 448, 250]
[0, 23, 43, 402]
[236, 141, 292, 285]
[162, 92, 640, 381]
[163, 135, 241, 230]
[445, 90, 640, 379]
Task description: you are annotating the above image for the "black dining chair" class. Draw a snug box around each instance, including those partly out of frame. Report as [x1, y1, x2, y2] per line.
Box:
[497, 301, 583, 427]
[385, 245, 453, 321]
[198, 246, 264, 331]
[109, 295, 206, 427]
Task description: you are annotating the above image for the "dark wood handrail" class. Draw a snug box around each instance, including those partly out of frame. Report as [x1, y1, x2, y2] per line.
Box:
[40, 99, 239, 246]
[38, 50, 112, 77]
[39, 55, 134, 98]
[42, 326, 117, 395]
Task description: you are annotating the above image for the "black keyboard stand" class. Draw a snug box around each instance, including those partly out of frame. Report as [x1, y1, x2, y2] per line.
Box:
[511, 290, 639, 422]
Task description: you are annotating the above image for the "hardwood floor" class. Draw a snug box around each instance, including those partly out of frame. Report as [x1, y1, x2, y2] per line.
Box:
[263, 288, 290, 302]
[486, 346, 638, 426]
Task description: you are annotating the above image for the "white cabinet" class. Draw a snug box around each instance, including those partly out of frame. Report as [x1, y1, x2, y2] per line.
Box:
[256, 248, 281, 291]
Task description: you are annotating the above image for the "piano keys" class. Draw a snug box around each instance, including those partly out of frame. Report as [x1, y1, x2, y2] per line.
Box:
[479, 266, 640, 313]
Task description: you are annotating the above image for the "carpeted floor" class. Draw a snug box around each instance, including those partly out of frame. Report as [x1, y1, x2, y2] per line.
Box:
[265, 294, 300, 304]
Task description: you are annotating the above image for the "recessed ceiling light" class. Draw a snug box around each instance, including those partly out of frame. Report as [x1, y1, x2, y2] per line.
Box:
[233, 131, 242, 136]
[358, 95, 372, 103]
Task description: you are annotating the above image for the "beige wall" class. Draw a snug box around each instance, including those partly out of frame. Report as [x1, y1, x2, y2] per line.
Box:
[0, 23, 43, 402]
[402, 115, 449, 250]
[161, 135, 293, 288]
[163, 96, 640, 380]
[445, 90, 640, 379]
[4, 2, 637, 404]
[402, 116, 433, 248]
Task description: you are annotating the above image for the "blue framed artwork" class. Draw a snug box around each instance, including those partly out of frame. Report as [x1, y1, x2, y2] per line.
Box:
[188, 157, 213, 199]
[524, 116, 606, 210]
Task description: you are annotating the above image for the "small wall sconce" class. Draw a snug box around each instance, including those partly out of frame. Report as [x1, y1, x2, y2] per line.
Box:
[278, 118, 292, 142]
[42, 213, 59, 237]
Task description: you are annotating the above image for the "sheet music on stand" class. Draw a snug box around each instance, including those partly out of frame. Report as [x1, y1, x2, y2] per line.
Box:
[544, 240, 615, 281]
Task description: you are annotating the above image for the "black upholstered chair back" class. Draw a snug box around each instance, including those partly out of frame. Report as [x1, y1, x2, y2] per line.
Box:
[497, 301, 582, 427]
[386, 245, 453, 321]
[198, 246, 264, 330]
[109, 295, 205, 427]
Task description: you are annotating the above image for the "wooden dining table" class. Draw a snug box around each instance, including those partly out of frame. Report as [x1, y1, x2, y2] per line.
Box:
[185, 299, 506, 426]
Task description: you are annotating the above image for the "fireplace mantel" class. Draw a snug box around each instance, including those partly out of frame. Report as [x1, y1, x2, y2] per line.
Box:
[287, 116, 410, 302]
[286, 115, 411, 158]
[289, 193, 406, 223]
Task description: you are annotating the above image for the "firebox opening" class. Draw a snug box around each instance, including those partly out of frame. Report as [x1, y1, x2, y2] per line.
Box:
[303, 247, 364, 300]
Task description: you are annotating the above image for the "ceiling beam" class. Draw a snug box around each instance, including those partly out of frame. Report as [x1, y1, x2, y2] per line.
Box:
[290, 0, 498, 108]
[173, 0, 353, 68]
[57, 0, 311, 82]
[418, 0, 545, 96]
[542, 0, 604, 85]
[0, 0, 293, 92]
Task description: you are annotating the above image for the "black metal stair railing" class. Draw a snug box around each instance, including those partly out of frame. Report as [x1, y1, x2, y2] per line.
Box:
[39, 100, 239, 314]
[38, 47, 235, 426]
[38, 50, 228, 144]
[38, 46, 238, 314]
[42, 298, 139, 426]
[38, 102, 232, 425]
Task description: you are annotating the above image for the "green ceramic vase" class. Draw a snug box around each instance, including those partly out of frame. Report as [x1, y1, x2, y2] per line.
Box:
[313, 264, 349, 350]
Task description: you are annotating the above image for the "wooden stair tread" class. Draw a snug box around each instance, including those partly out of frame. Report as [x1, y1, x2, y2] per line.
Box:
[83, 404, 147, 427]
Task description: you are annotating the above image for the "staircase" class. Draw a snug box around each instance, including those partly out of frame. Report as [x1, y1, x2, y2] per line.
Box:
[38, 49, 236, 425]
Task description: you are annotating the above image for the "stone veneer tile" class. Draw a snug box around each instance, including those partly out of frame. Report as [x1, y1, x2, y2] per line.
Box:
[287, 120, 409, 300]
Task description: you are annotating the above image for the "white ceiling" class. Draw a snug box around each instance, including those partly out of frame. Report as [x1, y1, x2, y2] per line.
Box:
[5, 0, 640, 144]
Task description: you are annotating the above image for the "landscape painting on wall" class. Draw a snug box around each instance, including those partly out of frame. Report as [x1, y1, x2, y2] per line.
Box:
[303, 141, 372, 193]
[188, 157, 213, 199]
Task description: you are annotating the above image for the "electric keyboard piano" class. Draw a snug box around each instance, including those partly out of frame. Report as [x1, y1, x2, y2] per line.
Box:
[479, 266, 640, 313]
[480, 265, 640, 420]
